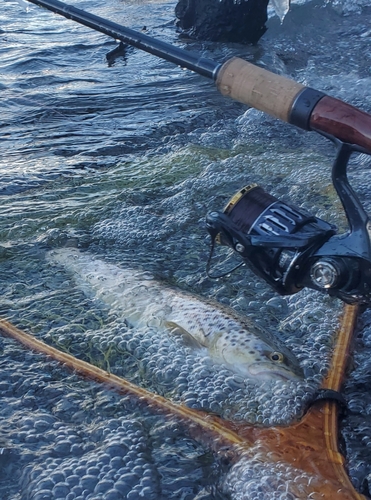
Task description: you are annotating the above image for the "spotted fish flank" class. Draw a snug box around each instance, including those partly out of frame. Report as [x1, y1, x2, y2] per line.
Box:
[47, 248, 303, 383]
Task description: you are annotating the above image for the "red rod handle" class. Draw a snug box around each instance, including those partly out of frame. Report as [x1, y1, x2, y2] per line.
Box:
[309, 96, 371, 151]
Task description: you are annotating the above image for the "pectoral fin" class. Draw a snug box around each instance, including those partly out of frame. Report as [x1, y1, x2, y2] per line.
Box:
[165, 321, 205, 349]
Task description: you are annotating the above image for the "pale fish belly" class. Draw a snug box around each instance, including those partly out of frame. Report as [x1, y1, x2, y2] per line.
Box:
[48, 248, 172, 326]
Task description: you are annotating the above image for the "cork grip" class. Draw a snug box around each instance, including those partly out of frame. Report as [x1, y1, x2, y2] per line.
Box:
[216, 57, 305, 122]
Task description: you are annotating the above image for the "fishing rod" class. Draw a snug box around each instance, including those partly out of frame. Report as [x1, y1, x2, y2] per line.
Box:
[25, 0, 371, 305]
[24, 0, 371, 149]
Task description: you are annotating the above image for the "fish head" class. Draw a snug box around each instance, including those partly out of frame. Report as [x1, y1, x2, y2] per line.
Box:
[247, 346, 304, 382]
[218, 335, 303, 383]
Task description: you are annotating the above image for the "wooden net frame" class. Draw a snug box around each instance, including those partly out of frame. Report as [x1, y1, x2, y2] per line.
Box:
[0, 304, 367, 499]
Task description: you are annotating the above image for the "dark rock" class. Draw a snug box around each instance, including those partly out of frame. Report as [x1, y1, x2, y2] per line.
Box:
[175, 0, 269, 43]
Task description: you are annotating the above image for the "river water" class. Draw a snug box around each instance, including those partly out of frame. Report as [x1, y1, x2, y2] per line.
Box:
[1, 0, 371, 499]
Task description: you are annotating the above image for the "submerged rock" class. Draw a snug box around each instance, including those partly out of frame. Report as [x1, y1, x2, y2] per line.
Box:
[175, 0, 269, 43]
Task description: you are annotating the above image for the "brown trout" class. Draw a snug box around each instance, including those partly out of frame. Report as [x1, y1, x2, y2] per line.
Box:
[48, 248, 303, 383]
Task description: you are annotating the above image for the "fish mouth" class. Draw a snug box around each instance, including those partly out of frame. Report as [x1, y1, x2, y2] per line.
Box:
[248, 363, 301, 382]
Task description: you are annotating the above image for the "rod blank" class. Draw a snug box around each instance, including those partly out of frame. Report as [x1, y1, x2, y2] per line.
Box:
[26, 0, 220, 79]
[25, 0, 371, 153]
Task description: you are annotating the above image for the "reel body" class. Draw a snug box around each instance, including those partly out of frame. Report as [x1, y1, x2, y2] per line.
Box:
[206, 140, 371, 305]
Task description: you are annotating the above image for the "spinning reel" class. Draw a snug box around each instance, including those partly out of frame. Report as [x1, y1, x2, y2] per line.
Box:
[206, 138, 371, 305]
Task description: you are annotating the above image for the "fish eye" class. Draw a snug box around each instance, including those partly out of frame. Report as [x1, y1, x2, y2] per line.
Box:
[269, 352, 284, 363]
